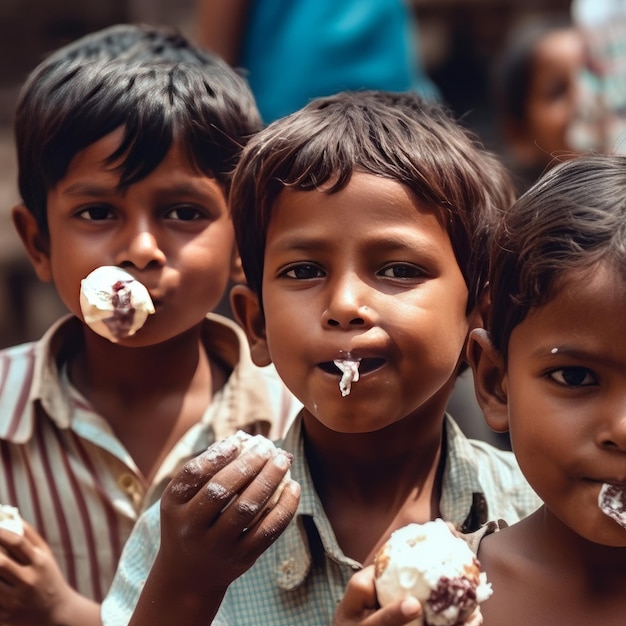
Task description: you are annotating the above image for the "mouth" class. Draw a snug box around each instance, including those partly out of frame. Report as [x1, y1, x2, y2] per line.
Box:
[318, 357, 386, 376]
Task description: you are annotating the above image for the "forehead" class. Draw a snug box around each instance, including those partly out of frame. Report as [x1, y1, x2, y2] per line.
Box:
[267, 171, 447, 241]
[532, 28, 585, 71]
[511, 261, 626, 350]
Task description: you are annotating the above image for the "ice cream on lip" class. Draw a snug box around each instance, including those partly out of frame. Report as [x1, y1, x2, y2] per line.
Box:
[598, 481, 626, 530]
[80, 266, 155, 343]
[332, 350, 362, 397]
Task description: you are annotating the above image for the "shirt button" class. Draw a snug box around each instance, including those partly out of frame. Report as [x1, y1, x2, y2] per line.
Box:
[117, 473, 145, 511]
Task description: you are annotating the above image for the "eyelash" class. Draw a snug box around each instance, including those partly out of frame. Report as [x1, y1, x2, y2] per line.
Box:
[547, 367, 597, 388]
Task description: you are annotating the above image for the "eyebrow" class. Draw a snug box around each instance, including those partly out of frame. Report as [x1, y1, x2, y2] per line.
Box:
[60, 181, 219, 200]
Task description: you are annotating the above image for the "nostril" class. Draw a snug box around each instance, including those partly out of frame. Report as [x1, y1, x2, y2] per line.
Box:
[349, 317, 365, 326]
[328, 319, 340, 327]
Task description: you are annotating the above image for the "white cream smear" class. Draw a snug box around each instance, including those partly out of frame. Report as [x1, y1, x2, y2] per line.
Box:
[333, 358, 361, 397]
[0, 504, 23, 536]
[598, 482, 626, 529]
[80, 266, 155, 343]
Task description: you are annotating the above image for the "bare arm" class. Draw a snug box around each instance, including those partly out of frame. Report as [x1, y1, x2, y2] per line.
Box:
[195, 0, 250, 66]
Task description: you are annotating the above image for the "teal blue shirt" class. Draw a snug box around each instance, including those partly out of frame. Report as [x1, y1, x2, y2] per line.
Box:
[101, 414, 539, 625]
[239, 0, 438, 123]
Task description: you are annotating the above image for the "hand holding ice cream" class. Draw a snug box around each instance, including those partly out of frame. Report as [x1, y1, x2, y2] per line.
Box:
[373, 519, 492, 626]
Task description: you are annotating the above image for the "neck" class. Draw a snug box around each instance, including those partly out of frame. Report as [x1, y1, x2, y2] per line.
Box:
[302, 408, 445, 506]
[69, 323, 209, 397]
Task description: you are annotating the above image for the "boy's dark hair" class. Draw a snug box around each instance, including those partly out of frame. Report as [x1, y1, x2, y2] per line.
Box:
[15, 36, 261, 235]
[230, 90, 514, 313]
[40, 23, 224, 67]
[487, 155, 626, 360]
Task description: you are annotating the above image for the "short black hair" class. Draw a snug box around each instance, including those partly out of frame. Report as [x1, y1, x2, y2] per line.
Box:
[230, 90, 514, 313]
[487, 154, 626, 360]
[15, 54, 261, 234]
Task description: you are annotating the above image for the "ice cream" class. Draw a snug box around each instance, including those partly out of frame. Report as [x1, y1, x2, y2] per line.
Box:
[374, 519, 492, 626]
[333, 357, 361, 397]
[0, 504, 24, 536]
[598, 482, 626, 529]
[80, 266, 155, 343]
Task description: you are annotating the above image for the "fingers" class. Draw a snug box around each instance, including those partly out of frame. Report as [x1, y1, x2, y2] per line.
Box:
[338, 566, 379, 617]
[0, 529, 33, 567]
[165, 435, 241, 505]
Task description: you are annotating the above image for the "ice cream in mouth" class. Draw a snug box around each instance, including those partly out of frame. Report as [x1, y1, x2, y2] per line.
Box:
[333, 355, 361, 397]
[80, 266, 155, 343]
[598, 482, 626, 530]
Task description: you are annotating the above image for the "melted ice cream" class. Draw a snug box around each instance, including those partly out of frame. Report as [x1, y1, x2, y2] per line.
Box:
[80, 266, 155, 343]
[0, 504, 23, 536]
[598, 482, 626, 529]
[374, 519, 492, 626]
[333, 358, 361, 397]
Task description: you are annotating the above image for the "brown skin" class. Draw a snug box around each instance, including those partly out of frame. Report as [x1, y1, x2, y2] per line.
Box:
[124, 172, 478, 625]
[194, 0, 249, 66]
[0, 523, 99, 626]
[505, 28, 586, 174]
[128, 436, 301, 626]
[469, 262, 626, 625]
[235, 173, 473, 563]
[7, 129, 242, 625]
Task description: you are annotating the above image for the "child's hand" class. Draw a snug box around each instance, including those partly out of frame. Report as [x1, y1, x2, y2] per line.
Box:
[334, 565, 484, 626]
[333, 565, 422, 626]
[130, 434, 301, 624]
[0, 522, 100, 626]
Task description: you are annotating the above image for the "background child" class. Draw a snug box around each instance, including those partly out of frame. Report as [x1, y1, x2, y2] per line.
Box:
[101, 90, 540, 626]
[491, 16, 587, 194]
[0, 26, 298, 626]
[466, 154, 626, 624]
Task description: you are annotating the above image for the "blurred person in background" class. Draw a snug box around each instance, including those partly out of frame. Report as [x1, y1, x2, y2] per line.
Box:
[491, 15, 587, 194]
[195, 0, 438, 124]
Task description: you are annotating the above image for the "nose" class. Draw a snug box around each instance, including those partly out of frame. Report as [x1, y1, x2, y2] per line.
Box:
[115, 221, 166, 270]
[322, 274, 375, 329]
[598, 399, 626, 453]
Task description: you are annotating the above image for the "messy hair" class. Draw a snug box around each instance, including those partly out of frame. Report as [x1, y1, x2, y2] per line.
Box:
[487, 154, 626, 359]
[230, 90, 514, 312]
[15, 55, 261, 234]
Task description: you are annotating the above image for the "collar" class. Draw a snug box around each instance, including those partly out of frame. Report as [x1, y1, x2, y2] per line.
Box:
[271, 414, 490, 591]
[0, 313, 273, 444]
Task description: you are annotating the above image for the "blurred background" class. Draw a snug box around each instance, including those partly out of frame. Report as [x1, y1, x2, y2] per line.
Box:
[0, 0, 587, 350]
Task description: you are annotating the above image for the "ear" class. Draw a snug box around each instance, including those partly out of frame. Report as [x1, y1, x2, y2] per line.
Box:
[230, 283, 272, 367]
[467, 328, 509, 433]
[11, 204, 53, 282]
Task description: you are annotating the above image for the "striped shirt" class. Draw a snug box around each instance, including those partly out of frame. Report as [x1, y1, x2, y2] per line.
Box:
[0, 313, 299, 602]
[101, 414, 540, 625]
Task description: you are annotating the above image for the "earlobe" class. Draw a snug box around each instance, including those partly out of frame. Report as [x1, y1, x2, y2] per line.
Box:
[467, 328, 510, 433]
[11, 204, 53, 282]
[230, 283, 272, 367]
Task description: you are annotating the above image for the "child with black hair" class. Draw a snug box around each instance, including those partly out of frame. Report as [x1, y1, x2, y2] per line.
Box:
[0, 27, 299, 626]
[492, 16, 586, 194]
[101, 90, 540, 626]
[339, 154, 626, 625]
[466, 154, 626, 624]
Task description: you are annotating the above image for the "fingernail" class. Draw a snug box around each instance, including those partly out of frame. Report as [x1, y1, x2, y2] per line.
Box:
[274, 451, 292, 470]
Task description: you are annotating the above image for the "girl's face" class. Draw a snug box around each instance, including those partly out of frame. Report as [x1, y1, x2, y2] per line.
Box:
[502, 262, 626, 547]
[516, 28, 586, 168]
